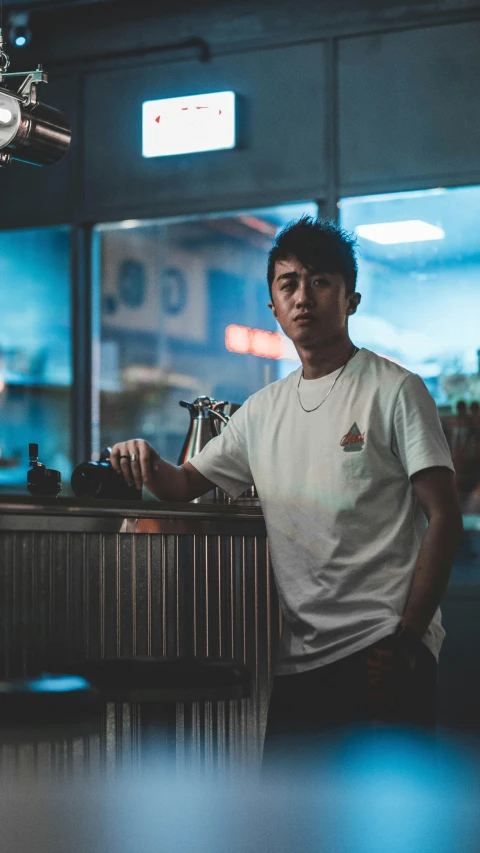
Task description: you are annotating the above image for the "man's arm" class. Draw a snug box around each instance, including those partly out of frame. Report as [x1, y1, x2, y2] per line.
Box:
[400, 466, 463, 639]
[110, 440, 216, 501]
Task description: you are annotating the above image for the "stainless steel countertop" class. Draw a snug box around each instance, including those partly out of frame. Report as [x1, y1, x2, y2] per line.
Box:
[0, 495, 266, 535]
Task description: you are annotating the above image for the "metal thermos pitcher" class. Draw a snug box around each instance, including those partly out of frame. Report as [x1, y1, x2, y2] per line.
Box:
[177, 396, 229, 466]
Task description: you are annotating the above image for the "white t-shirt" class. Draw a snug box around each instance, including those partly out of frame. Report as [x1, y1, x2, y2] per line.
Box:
[190, 348, 455, 674]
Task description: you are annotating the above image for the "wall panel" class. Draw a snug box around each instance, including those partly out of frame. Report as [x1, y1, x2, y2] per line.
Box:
[338, 21, 480, 193]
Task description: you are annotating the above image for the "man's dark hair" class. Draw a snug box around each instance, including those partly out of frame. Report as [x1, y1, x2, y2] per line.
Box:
[267, 216, 358, 299]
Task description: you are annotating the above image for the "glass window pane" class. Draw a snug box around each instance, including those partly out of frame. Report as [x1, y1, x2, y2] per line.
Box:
[93, 203, 316, 465]
[339, 186, 480, 581]
[0, 227, 72, 491]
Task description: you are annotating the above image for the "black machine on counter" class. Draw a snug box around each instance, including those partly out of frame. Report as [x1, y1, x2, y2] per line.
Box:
[0, 27, 71, 168]
[71, 447, 142, 501]
[27, 443, 62, 497]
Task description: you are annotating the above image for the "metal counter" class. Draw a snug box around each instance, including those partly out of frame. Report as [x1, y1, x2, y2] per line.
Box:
[0, 496, 281, 773]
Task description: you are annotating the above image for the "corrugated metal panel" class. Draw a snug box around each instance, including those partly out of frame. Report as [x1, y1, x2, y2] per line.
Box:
[0, 527, 280, 775]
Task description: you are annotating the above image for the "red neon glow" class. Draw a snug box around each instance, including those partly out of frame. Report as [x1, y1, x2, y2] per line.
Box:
[225, 325, 250, 354]
[225, 325, 284, 359]
[251, 329, 283, 359]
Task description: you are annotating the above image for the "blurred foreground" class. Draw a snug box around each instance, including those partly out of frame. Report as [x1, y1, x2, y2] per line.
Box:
[1, 725, 480, 853]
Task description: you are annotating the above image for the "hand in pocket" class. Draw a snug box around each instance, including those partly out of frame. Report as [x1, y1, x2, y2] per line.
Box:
[364, 638, 414, 723]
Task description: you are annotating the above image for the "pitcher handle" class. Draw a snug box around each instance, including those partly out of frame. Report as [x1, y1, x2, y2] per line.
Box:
[209, 409, 230, 428]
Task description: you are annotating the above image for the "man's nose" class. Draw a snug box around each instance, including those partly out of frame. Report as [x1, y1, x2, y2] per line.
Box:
[295, 282, 315, 306]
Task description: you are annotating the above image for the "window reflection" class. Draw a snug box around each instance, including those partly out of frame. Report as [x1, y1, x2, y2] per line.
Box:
[0, 227, 72, 491]
[93, 203, 315, 465]
[339, 187, 480, 581]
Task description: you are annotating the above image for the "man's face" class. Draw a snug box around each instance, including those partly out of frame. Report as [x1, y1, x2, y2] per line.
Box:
[269, 256, 360, 348]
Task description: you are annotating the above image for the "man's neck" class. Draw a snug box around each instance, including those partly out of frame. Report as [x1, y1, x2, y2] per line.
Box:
[298, 338, 357, 380]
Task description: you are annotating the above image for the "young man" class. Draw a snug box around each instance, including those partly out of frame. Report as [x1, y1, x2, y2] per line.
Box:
[111, 216, 462, 742]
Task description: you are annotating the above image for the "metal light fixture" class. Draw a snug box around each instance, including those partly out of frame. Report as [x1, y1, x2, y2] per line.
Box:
[0, 27, 71, 168]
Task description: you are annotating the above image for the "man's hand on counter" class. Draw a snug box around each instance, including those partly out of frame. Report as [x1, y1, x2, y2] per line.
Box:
[110, 440, 161, 492]
[110, 440, 215, 502]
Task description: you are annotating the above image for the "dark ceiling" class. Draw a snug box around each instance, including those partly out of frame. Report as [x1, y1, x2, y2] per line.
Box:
[2, 0, 227, 27]
[0, 0, 226, 66]
[4, 0, 106, 8]
[3, 0, 221, 8]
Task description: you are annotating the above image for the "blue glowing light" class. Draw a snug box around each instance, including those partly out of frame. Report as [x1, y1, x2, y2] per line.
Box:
[15, 36, 27, 47]
[26, 675, 90, 693]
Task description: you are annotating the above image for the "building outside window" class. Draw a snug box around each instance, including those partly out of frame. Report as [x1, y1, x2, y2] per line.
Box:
[0, 226, 72, 491]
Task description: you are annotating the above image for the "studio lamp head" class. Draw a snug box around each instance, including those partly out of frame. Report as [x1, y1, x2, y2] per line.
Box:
[0, 27, 71, 168]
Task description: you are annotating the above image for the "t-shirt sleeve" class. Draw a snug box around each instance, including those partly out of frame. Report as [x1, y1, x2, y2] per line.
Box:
[392, 373, 455, 479]
[188, 402, 254, 499]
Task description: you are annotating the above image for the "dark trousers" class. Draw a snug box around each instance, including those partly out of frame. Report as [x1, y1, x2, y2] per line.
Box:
[263, 635, 437, 765]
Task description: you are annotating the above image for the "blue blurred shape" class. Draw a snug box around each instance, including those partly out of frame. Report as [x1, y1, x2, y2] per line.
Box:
[326, 726, 479, 853]
[25, 675, 91, 693]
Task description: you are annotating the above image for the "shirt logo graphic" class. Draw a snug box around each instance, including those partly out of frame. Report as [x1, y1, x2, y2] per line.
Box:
[340, 422, 365, 452]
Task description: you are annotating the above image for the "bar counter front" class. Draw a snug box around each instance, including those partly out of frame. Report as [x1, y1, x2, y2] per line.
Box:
[0, 495, 281, 771]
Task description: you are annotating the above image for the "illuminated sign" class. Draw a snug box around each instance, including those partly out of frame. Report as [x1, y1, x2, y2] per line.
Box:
[142, 91, 236, 158]
[225, 325, 298, 361]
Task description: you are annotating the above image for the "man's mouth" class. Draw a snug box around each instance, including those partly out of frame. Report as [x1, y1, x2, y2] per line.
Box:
[294, 313, 316, 323]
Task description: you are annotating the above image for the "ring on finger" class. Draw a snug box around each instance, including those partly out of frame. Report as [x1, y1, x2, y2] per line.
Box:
[130, 454, 138, 462]
[119, 455, 131, 460]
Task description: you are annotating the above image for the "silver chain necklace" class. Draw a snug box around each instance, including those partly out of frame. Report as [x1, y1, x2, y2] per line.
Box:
[296, 346, 359, 413]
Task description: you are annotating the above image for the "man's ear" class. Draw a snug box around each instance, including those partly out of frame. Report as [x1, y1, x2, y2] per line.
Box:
[347, 292, 361, 316]
[268, 300, 278, 321]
